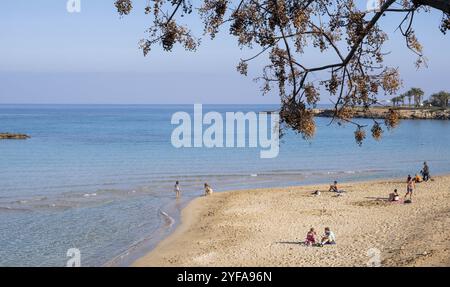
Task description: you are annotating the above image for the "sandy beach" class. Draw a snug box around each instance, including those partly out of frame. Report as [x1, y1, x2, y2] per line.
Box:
[133, 175, 450, 267]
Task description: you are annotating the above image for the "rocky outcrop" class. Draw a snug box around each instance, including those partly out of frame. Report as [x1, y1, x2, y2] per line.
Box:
[0, 133, 30, 140]
[313, 108, 450, 120]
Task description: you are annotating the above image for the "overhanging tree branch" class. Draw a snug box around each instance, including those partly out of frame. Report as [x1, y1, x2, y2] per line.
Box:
[116, 0, 448, 144]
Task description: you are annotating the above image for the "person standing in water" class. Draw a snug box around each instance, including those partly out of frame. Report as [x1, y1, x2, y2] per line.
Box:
[174, 181, 181, 198]
[204, 183, 214, 196]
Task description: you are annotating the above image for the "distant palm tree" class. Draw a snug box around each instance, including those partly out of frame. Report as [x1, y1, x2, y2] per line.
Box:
[391, 96, 399, 107]
[399, 93, 406, 107]
[429, 91, 450, 108]
[406, 92, 413, 107]
[408, 88, 425, 107]
[400, 88, 425, 108]
[392, 96, 403, 107]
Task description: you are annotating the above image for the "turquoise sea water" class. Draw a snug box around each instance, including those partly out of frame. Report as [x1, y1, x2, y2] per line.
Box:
[1, 104, 449, 266]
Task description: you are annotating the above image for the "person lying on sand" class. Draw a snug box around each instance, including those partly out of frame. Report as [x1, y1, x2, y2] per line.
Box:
[204, 183, 214, 196]
[305, 228, 317, 246]
[312, 190, 321, 196]
[320, 227, 336, 246]
[389, 189, 400, 202]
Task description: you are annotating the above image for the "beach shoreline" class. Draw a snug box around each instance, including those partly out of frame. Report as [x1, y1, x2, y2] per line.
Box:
[133, 175, 450, 267]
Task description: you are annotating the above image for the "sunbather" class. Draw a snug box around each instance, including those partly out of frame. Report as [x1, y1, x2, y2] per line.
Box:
[389, 189, 400, 202]
[329, 181, 339, 193]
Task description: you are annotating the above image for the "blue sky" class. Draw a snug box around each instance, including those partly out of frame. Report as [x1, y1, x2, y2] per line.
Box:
[0, 0, 449, 104]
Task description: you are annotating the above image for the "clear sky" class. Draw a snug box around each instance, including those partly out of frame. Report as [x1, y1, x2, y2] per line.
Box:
[0, 0, 449, 104]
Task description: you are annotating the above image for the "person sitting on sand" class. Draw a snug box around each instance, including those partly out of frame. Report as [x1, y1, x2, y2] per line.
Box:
[305, 228, 317, 246]
[404, 176, 415, 201]
[204, 183, 213, 196]
[414, 174, 422, 183]
[174, 181, 181, 198]
[389, 189, 400, 202]
[329, 181, 339, 193]
[320, 227, 336, 246]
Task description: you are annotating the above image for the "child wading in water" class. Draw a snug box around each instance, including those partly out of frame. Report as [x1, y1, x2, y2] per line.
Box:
[174, 181, 181, 198]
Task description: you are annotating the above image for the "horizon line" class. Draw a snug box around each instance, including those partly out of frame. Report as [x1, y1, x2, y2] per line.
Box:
[0, 103, 286, 106]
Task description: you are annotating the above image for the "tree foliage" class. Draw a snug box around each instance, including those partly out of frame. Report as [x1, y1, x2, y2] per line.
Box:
[115, 0, 449, 144]
[429, 90, 450, 107]
[409, 87, 425, 107]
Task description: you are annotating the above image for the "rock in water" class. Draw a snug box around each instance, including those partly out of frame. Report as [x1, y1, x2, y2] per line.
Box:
[0, 133, 30, 140]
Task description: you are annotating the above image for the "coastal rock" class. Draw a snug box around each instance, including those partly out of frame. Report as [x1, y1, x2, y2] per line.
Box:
[313, 107, 450, 120]
[0, 133, 30, 140]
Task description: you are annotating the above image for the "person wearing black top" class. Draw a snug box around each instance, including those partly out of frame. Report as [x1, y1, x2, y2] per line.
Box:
[421, 162, 430, 182]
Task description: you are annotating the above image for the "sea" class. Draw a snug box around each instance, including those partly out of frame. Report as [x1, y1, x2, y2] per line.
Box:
[1, 104, 449, 266]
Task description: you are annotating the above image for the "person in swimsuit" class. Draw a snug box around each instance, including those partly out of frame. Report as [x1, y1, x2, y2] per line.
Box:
[389, 189, 400, 202]
[328, 181, 339, 193]
[174, 181, 181, 198]
[204, 183, 214, 196]
[404, 176, 415, 201]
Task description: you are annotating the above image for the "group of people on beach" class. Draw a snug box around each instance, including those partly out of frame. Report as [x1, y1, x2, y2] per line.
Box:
[311, 180, 344, 197]
[307, 184, 341, 247]
[304, 227, 336, 247]
[391, 161, 431, 203]
[320, 162, 430, 203]
[173, 181, 213, 198]
[173, 162, 432, 250]
[305, 161, 431, 246]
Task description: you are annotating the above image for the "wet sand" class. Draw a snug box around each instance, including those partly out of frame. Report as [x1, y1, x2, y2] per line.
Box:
[133, 175, 450, 267]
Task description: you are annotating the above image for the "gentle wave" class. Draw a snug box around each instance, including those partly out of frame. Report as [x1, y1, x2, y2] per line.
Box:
[0, 169, 382, 213]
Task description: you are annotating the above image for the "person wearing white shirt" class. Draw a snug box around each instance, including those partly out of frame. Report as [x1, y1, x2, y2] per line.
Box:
[321, 227, 336, 246]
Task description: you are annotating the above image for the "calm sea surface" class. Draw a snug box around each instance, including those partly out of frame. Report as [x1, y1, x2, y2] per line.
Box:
[1, 104, 449, 266]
